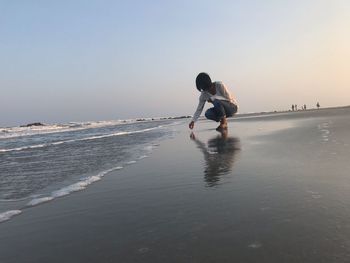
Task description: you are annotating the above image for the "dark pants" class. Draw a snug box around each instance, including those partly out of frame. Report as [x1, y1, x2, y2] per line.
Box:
[205, 100, 237, 122]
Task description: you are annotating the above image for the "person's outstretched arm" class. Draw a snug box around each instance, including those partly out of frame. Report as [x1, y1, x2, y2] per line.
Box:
[189, 96, 205, 129]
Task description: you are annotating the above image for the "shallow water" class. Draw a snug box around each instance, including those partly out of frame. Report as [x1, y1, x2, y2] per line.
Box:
[1, 108, 350, 262]
[96, 107, 350, 262]
[0, 119, 178, 222]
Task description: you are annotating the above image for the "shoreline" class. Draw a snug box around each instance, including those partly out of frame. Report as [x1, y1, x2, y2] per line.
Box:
[1, 105, 349, 130]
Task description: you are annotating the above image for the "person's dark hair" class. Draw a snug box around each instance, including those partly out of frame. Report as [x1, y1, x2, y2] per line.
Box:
[196, 72, 212, 91]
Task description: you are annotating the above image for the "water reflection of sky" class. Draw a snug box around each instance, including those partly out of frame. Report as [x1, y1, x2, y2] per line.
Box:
[190, 132, 241, 187]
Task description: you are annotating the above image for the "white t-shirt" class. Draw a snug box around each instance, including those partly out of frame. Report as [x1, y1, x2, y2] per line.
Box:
[191, 81, 238, 122]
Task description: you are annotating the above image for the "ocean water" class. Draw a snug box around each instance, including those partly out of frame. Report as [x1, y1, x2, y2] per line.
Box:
[0, 119, 180, 223]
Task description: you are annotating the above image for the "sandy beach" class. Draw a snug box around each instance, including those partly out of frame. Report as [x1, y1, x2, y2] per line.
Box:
[1, 107, 350, 263]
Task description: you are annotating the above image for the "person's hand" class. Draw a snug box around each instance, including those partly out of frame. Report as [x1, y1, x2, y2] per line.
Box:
[189, 121, 194, 130]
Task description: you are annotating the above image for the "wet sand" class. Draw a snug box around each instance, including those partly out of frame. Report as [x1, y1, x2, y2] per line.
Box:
[1, 107, 350, 263]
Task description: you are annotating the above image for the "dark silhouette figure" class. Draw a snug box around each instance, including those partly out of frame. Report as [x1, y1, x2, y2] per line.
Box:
[304, 104, 307, 110]
[189, 73, 238, 132]
[295, 104, 298, 111]
[317, 102, 320, 109]
[190, 131, 241, 187]
[292, 105, 295, 111]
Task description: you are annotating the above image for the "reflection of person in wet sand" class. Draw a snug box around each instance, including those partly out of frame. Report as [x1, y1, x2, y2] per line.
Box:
[190, 131, 241, 187]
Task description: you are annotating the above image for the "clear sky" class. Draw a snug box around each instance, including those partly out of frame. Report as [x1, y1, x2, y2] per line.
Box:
[1, 0, 349, 126]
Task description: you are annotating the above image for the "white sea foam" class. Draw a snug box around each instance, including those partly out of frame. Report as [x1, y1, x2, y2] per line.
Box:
[27, 197, 54, 206]
[321, 130, 330, 141]
[126, 161, 137, 165]
[27, 166, 123, 206]
[52, 141, 64, 145]
[0, 120, 127, 139]
[321, 129, 330, 135]
[51, 176, 102, 198]
[144, 145, 157, 151]
[0, 118, 178, 140]
[248, 242, 262, 249]
[0, 210, 22, 223]
[0, 126, 163, 153]
[0, 197, 30, 202]
[144, 146, 153, 151]
[307, 190, 322, 199]
[318, 122, 331, 143]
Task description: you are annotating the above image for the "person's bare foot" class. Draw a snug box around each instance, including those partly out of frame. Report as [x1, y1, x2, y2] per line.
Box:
[216, 117, 228, 132]
[216, 125, 227, 132]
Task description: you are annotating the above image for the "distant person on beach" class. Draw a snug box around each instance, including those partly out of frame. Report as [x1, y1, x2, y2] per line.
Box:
[317, 102, 320, 109]
[292, 105, 295, 111]
[189, 73, 238, 132]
